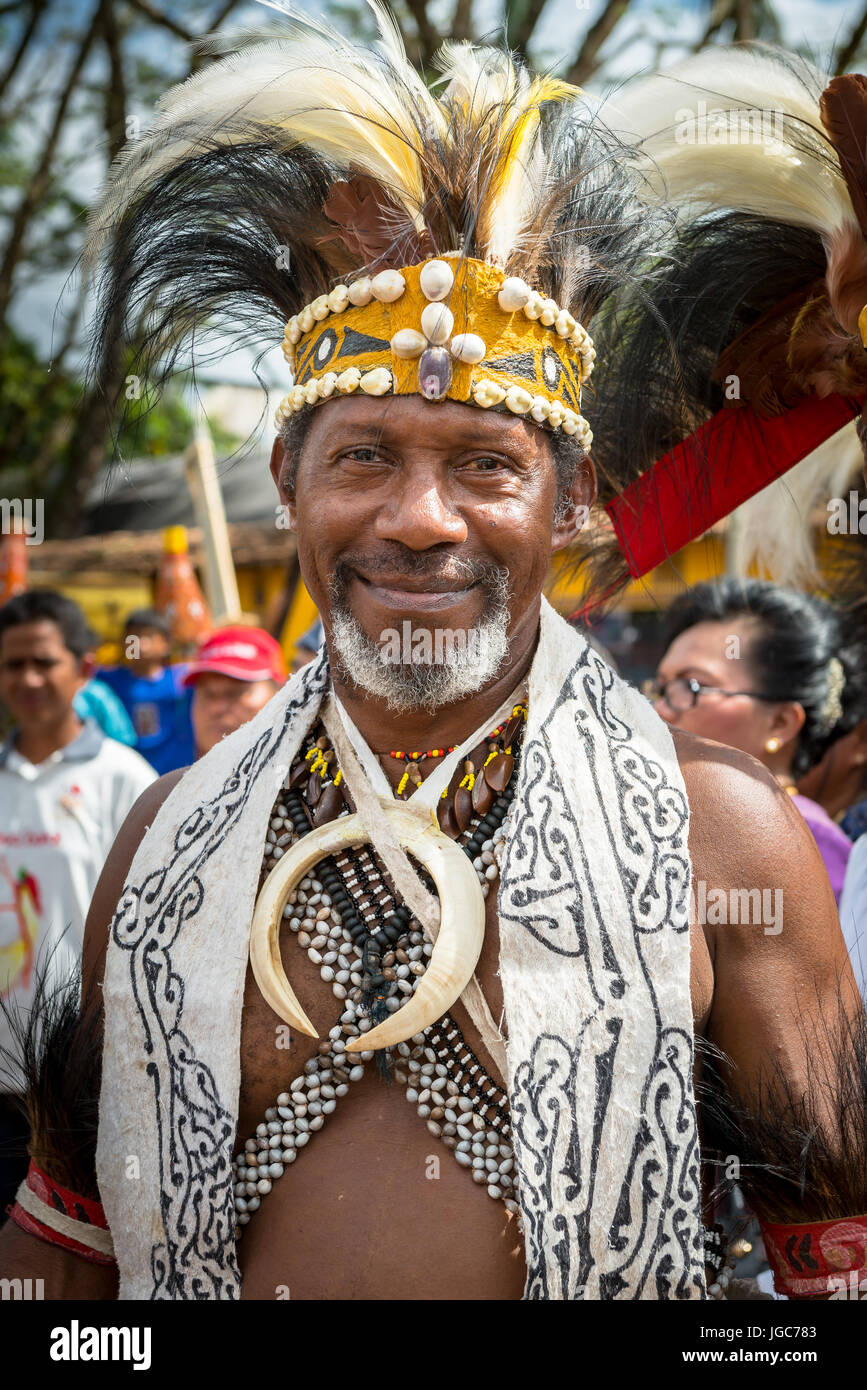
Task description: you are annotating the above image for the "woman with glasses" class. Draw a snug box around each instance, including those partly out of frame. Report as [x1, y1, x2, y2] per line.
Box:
[646, 579, 867, 904]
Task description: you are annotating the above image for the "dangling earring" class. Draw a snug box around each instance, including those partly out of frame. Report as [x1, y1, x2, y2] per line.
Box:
[765, 738, 780, 753]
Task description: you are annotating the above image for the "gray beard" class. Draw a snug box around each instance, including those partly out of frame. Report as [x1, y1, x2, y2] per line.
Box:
[328, 569, 511, 715]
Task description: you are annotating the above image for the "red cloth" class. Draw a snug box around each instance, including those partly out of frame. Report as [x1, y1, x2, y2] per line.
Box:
[760, 1212, 867, 1298]
[8, 1159, 115, 1266]
[607, 394, 863, 578]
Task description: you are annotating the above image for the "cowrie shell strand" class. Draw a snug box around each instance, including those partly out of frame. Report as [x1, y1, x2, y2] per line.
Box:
[472, 379, 506, 407]
[347, 277, 373, 307]
[498, 277, 531, 311]
[505, 385, 533, 414]
[360, 367, 392, 396]
[328, 285, 350, 313]
[370, 270, 406, 302]
[336, 368, 361, 392]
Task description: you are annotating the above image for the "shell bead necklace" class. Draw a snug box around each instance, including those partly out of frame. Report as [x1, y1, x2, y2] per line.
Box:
[232, 711, 526, 1237]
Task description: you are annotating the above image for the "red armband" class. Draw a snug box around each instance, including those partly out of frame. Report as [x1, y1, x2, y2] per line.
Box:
[759, 1213, 867, 1299]
[8, 1160, 115, 1266]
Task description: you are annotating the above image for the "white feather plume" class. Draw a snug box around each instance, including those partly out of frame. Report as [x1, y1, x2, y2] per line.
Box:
[85, 4, 445, 269]
[606, 47, 854, 239]
[729, 421, 862, 583]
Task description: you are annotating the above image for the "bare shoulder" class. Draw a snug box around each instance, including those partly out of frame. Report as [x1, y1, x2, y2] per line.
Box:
[81, 766, 189, 999]
[670, 725, 823, 889]
[670, 727, 857, 1090]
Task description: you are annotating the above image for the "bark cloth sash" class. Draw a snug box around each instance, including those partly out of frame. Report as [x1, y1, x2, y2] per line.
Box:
[97, 598, 705, 1300]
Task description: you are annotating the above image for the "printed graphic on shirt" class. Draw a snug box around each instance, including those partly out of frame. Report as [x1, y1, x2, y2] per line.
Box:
[134, 703, 160, 738]
[0, 856, 42, 997]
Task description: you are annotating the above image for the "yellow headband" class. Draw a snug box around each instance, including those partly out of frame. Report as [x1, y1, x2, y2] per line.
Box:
[275, 257, 594, 450]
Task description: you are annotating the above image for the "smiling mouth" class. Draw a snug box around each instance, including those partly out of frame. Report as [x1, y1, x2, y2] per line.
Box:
[352, 570, 477, 607]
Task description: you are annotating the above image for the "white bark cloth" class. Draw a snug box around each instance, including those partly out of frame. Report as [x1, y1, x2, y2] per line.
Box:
[97, 599, 705, 1300]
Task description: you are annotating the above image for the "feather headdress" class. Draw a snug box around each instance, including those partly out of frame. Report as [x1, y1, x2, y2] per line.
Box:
[587, 47, 867, 589]
[83, 1, 672, 464]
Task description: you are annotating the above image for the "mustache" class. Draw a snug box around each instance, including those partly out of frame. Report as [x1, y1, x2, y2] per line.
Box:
[332, 546, 509, 593]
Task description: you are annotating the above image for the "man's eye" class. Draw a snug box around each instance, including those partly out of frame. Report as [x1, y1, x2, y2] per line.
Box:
[343, 447, 382, 463]
[465, 456, 503, 472]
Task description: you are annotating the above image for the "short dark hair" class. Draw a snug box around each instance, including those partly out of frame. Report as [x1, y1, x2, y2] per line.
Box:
[660, 578, 867, 777]
[278, 404, 586, 513]
[0, 589, 96, 660]
[124, 607, 170, 638]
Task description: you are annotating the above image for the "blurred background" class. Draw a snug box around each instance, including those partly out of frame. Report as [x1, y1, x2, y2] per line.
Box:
[2, 0, 867, 681]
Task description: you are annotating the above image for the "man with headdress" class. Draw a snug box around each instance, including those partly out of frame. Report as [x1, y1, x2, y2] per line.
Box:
[1, 8, 865, 1301]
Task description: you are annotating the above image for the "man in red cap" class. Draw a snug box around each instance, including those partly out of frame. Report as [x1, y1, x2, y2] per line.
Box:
[184, 627, 286, 758]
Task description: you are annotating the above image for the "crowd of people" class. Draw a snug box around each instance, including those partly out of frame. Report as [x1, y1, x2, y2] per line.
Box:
[0, 590, 289, 1217]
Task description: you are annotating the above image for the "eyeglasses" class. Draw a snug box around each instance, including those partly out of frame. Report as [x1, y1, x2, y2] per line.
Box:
[641, 676, 778, 712]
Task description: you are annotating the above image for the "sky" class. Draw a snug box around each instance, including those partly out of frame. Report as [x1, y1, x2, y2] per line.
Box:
[6, 0, 867, 399]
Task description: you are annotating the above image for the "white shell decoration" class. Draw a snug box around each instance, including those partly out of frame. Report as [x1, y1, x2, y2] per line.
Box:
[523, 291, 544, 321]
[289, 385, 306, 410]
[449, 333, 486, 364]
[391, 329, 427, 359]
[420, 302, 454, 344]
[311, 295, 331, 321]
[337, 367, 361, 392]
[561, 409, 580, 435]
[298, 305, 315, 333]
[328, 285, 350, 313]
[285, 317, 301, 345]
[547, 400, 566, 427]
[347, 277, 373, 307]
[539, 298, 559, 327]
[360, 367, 392, 396]
[498, 277, 531, 312]
[303, 378, 320, 405]
[472, 379, 506, 408]
[318, 371, 338, 398]
[505, 385, 533, 414]
[370, 270, 406, 303]
[419, 259, 454, 302]
[555, 310, 576, 338]
[529, 395, 551, 423]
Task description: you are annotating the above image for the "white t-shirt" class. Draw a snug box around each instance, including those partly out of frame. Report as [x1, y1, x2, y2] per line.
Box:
[839, 834, 867, 1001]
[0, 720, 157, 1085]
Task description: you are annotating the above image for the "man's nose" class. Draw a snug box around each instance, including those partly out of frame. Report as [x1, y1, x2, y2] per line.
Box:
[373, 467, 467, 549]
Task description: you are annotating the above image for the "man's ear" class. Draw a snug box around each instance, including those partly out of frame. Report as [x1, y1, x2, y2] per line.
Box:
[552, 456, 597, 551]
[270, 434, 297, 530]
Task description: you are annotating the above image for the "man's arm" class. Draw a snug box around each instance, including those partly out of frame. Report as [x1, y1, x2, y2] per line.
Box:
[678, 729, 860, 1108]
[679, 730, 865, 1297]
[0, 768, 187, 1298]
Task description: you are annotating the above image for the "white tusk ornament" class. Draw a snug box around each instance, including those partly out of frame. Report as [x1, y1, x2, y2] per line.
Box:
[249, 798, 486, 1051]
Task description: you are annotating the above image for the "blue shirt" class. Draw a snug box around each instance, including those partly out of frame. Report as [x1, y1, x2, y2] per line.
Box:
[97, 664, 194, 775]
[74, 678, 137, 746]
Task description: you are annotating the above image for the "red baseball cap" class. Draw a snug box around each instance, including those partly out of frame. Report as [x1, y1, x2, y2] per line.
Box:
[183, 626, 287, 687]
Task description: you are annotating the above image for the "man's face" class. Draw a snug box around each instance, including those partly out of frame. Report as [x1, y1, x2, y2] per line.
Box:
[191, 672, 277, 756]
[0, 620, 89, 731]
[271, 396, 592, 704]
